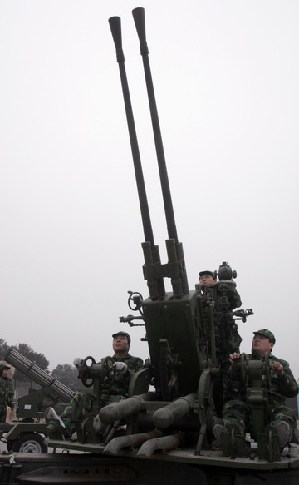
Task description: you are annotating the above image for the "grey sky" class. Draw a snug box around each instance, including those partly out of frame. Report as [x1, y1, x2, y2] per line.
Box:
[0, 1, 298, 377]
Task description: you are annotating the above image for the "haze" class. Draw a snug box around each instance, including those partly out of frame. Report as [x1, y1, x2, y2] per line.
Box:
[0, 1, 298, 377]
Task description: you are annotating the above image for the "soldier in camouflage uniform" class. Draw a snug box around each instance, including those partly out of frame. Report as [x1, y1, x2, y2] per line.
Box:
[215, 329, 298, 449]
[96, 331, 143, 408]
[0, 364, 14, 423]
[198, 269, 242, 355]
[198, 268, 242, 417]
[60, 331, 143, 438]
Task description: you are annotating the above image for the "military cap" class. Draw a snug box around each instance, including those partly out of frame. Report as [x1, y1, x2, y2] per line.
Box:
[112, 331, 131, 347]
[253, 329, 276, 344]
[199, 270, 214, 277]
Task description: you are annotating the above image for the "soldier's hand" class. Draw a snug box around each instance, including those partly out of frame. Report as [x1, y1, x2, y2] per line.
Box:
[93, 413, 101, 431]
[113, 362, 128, 374]
[271, 361, 284, 374]
[229, 353, 241, 362]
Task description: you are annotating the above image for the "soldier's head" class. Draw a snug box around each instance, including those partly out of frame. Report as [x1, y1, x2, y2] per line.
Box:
[0, 364, 11, 378]
[199, 270, 216, 286]
[112, 331, 130, 356]
[252, 329, 276, 356]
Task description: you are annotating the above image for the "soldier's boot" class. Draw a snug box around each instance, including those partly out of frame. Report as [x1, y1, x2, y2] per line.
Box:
[215, 423, 249, 458]
[273, 421, 291, 450]
[93, 413, 109, 443]
[45, 407, 70, 440]
[292, 426, 299, 444]
[228, 424, 250, 458]
[213, 423, 227, 448]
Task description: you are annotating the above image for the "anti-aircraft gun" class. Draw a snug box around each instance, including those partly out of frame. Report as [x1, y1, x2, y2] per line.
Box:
[1, 7, 299, 485]
[42, 4, 297, 474]
[0, 347, 75, 453]
[99, 7, 299, 477]
[5, 347, 75, 418]
[46, 7, 248, 453]
[43, 6, 299, 481]
[97, 7, 251, 453]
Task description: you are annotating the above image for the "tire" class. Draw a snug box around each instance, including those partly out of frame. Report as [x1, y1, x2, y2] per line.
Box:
[10, 432, 47, 453]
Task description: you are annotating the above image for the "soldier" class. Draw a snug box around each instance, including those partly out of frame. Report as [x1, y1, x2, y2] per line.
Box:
[214, 329, 298, 450]
[198, 266, 242, 417]
[50, 331, 143, 439]
[199, 268, 242, 313]
[0, 364, 14, 423]
[97, 331, 143, 408]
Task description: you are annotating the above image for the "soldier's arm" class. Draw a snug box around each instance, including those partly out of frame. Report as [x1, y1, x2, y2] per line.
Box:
[134, 357, 144, 371]
[275, 359, 298, 398]
[228, 287, 242, 310]
[126, 356, 144, 372]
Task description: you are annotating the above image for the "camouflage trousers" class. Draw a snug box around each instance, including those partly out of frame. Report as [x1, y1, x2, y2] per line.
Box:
[222, 398, 296, 436]
[0, 405, 7, 423]
[61, 393, 125, 436]
[61, 392, 95, 436]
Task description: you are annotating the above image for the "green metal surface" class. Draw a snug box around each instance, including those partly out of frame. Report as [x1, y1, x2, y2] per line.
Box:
[143, 291, 202, 396]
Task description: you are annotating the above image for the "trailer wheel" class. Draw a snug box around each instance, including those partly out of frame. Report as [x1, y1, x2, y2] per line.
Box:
[10, 433, 47, 453]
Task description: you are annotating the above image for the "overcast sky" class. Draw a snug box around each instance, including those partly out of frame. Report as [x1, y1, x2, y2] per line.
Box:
[0, 1, 298, 378]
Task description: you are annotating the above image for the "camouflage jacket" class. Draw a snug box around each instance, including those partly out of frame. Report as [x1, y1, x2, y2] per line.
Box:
[0, 377, 14, 408]
[227, 353, 298, 407]
[99, 354, 143, 402]
[267, 355, 298, 404]
[198, 282, 242, 355]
